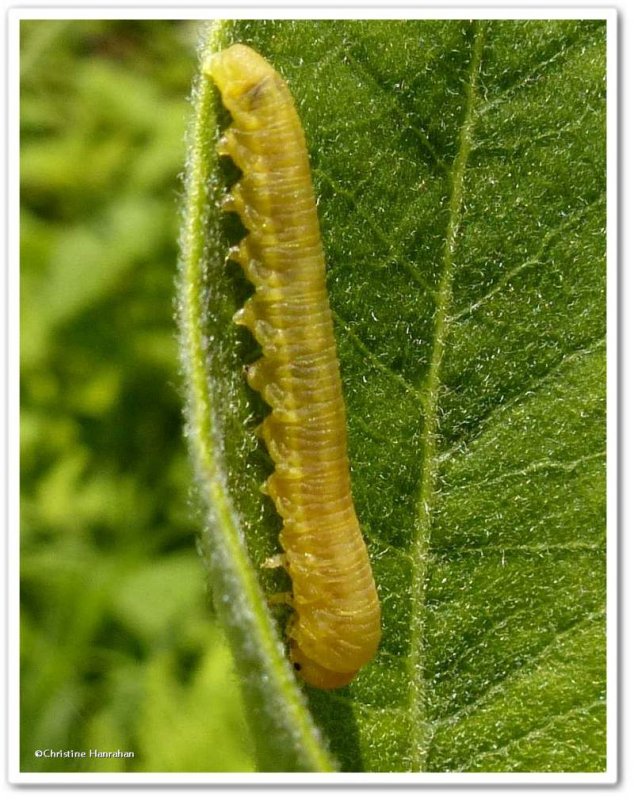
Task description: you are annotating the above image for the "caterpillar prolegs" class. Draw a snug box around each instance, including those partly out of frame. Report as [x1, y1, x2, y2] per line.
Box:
[205, 44, 381, 690]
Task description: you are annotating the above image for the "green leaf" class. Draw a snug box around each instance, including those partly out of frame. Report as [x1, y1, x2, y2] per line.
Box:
[178, 19, 606, 772]
[177, 22, 334, 773]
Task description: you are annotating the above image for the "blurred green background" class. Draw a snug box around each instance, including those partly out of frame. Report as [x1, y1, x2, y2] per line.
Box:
[20, 19, 254, 772]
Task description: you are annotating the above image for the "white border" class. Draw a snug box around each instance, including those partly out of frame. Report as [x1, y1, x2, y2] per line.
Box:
[10, 5, 618, 19]
[6, 4, 618, 788]
[605, 3, 619, 793]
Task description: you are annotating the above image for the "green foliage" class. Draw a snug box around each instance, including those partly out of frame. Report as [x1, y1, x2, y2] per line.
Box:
[180, 19, 606, 772]
[20, 20, 254, 773]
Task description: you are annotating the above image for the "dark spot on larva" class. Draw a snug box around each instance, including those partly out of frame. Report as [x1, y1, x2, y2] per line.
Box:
[241, 78, 269, 109]
[293, 662, 301, 671]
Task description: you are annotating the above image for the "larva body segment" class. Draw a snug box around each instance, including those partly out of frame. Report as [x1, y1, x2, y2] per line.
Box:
[206, 44, 381, 690]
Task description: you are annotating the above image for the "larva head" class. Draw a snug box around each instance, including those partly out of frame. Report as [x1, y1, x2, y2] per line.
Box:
[289, 641, 358, 690]
[204, 44, 281, 122]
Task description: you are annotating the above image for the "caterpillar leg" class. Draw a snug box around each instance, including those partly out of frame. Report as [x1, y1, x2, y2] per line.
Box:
[267, 591, 294, 608]
[261, 552, 288, 570]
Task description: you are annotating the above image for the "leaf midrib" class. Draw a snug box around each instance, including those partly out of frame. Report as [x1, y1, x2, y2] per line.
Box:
[407, 22, 485, 770]
[179, 21, 335, 772]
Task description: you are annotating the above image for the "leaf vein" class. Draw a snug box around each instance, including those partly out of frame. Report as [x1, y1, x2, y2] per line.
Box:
[445, 450, 606, 494]
[430, 608, 605, 734]
[457, 699, 605, 771]
[316, 167, 437, 296]
[437, 334, 607, 466]
[450, 197, 604, 322]
[433, 541, 606, 560]
[340, 48, 447, 171]
[407, 22, 485, 771]
[333, 309, 421, 399]
[475, 31, 590, 119]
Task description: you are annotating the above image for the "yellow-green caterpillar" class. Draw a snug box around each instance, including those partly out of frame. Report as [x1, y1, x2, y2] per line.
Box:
[206, 44, 381, 689]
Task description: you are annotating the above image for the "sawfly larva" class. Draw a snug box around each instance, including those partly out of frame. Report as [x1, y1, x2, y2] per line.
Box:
[206, 43, 381, 690]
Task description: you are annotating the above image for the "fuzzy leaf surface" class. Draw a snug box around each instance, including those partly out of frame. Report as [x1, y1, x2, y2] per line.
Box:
[181, 19, 607, 772]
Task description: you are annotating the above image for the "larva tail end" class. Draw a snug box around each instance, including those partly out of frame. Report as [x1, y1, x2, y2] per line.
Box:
[289, 642, 358, 690]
